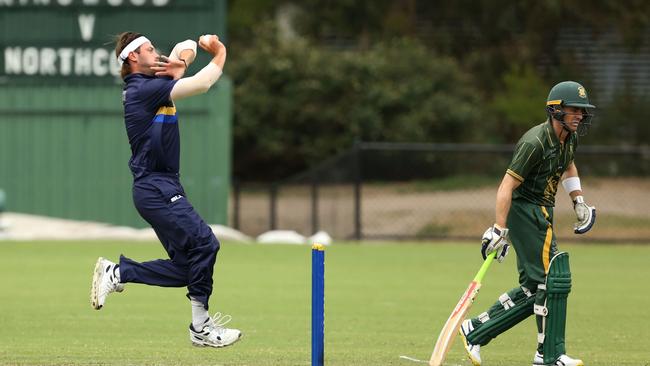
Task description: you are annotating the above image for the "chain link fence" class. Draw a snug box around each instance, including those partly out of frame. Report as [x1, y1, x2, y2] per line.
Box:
[231, 142, 650, 242]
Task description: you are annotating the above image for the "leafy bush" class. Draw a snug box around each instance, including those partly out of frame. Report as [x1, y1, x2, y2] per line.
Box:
[489, 65, 550, 143]
[589, 88, 650, 145]
[229, 25, 484, 180]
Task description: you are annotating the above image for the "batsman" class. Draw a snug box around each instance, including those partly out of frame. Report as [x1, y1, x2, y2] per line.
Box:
[459, 81, 597, 366]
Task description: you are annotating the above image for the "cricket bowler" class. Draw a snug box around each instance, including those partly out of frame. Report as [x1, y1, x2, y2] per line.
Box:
[90, 32, 241, 348]
[458, 81, 597, 366]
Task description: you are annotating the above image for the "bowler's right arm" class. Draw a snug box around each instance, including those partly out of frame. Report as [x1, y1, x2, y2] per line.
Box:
[152, 35, 227, 101]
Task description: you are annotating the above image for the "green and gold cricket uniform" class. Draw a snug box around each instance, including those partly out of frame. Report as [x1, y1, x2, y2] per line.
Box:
[507, 121, 577, 283]
[466, 121, 578, 360]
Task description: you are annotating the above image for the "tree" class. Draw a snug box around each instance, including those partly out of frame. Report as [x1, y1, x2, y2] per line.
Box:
[229, 24, 483, 180]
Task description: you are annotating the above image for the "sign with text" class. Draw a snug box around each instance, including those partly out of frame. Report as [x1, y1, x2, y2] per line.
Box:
[0, 0, 225, 84]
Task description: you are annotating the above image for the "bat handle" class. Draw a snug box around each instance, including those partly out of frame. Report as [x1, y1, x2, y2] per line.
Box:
[473, 251, 496, 283]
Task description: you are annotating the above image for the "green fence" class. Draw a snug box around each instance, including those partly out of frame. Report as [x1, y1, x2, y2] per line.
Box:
[233, 143, 650, 242]
[0, 82, 231, 227]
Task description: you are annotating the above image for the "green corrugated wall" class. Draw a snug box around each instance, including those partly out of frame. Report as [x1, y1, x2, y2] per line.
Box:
[0, 80, 231, 228]
[0, 1, 231, 227]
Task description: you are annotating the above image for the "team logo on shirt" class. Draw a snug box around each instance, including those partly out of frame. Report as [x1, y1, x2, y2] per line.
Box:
[543, 173, 561, 202]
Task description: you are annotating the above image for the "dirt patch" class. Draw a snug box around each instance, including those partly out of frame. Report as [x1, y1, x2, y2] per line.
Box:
[2, 178, 646, 242]
[232, 178, 650, 241]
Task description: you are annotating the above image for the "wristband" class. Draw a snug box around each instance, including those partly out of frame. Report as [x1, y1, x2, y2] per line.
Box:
[562, 177, 581, 193]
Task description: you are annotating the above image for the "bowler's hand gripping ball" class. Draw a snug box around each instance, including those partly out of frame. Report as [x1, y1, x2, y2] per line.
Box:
[199, 34, 217, 48]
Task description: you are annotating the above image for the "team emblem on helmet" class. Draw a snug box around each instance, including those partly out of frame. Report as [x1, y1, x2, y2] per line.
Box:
[578, 86, 587, 98]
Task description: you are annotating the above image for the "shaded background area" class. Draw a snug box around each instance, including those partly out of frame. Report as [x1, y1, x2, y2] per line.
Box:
[228, 0, 650, 181]
[0, 1, 648, 243]
[231, 143, 650, 241]
[0, 1, 231, 227]
[225, 1, 650, 242]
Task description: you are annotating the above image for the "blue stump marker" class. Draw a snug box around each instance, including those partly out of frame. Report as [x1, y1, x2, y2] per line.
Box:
[311, 243, 325, 366]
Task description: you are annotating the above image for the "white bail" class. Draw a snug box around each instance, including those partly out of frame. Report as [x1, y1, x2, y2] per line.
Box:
[118, 36, 150, 66]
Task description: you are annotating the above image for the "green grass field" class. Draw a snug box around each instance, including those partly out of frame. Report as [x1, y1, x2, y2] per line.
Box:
[1, 241, 649, 366]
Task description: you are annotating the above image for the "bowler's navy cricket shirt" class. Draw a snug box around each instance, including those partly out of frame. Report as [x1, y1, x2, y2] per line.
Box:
[122, 73, 179, 180]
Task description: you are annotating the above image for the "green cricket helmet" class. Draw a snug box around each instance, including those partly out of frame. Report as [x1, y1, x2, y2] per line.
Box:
[546, 81, 596, 136]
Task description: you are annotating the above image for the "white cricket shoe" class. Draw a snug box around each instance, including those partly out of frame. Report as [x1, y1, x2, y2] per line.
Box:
[533, 351, 584, 366]
[459, 319, 481, 366]
[90, 257, 124, 310]
[189, 312, 242, 348]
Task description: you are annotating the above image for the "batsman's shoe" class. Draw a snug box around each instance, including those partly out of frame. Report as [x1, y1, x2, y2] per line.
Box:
[189, 312, 242, 348]
[90, 257, 124, 310]
[532, 352, 584, 366]
[459, 319, 481, 366]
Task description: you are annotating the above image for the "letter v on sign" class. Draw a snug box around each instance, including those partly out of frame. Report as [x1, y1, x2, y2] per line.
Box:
[78, 14, 96, 42]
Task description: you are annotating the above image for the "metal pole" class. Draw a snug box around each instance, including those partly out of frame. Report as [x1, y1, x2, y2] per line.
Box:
[311, 178, 319, 234]
[353, 143, 362, 240]
[270, 183, 278, 230]
[232, 181, 240, 230]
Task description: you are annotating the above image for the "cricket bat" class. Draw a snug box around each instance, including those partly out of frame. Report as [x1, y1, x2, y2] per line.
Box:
[428, 251, 497, 366]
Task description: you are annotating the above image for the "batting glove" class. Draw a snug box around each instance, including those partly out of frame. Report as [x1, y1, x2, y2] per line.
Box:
[573, 195, 596, 234]
[481, 224, 510, 263]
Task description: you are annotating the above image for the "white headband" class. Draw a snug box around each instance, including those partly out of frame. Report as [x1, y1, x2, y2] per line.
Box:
[117, 36, 150, 66]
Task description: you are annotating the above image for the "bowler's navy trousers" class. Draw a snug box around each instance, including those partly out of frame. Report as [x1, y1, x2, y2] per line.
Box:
[119, 173, 220, 309]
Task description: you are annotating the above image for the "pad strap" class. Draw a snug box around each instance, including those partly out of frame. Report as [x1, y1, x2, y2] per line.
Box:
[478, 312, 490, 323]
[534, 304, 548, 316]
[499, 293, 516, 310]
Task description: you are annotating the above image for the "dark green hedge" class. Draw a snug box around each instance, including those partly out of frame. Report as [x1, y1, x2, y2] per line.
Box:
[229, 30, 483, 180]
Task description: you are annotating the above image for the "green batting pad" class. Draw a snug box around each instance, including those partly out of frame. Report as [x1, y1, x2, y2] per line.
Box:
[541, 252, 572, 364]
[467, 286, 536, 346]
